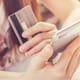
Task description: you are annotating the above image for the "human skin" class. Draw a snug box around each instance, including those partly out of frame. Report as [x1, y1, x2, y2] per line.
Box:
[0, 36, 80, 80]
[0, 0, 80, 79]
[19, 22, 57, 56]
[19, 1, 80, 80]
[19, 22, 80, 80]
[42, 0, 80, 20]
[19, 0, 80, 56]
[22, 38, 80, 80]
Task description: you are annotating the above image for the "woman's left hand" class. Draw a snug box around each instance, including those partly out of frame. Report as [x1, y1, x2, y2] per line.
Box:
[19, 22, 57, 56]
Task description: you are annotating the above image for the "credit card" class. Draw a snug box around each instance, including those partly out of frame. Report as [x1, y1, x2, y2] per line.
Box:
[8, 5, 37, 45]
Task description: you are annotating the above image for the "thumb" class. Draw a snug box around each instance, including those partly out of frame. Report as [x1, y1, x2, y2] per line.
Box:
[28, 44, 54, 71]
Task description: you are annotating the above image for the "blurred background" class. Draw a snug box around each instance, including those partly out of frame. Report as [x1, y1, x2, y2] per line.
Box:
[35, 0, 61, 29]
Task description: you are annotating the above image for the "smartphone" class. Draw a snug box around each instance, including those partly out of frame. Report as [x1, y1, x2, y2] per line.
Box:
[52, 20, 80, 54]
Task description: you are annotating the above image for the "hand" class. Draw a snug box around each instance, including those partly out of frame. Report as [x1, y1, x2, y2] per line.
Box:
[19, 22, 56, 56]
[21, 36, 80, 80]
[0, 36, 80, 80]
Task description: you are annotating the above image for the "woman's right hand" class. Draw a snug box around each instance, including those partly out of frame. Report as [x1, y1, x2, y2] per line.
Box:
[0, 35, 80, 80]
[20, 36, 80, 80]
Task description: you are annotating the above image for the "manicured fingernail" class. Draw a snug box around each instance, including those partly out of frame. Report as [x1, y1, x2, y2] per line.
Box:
[19, 46, 24, 53]
[22, 32, 30, 38]
[22, 32, 25, 37]
[22, 33, 26, 38]
[25, 52, 32, 57]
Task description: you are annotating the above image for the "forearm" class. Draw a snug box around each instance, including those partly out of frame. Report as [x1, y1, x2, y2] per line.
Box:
[0, 71, 23, 80]
[42, 0, 80, 21]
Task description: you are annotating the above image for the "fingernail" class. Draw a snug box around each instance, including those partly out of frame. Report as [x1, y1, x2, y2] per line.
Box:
[22, 32, 26, 38]
[19, 46, 24, 53]
[22, 32, 30, 38]
[25, 52, 32, 57]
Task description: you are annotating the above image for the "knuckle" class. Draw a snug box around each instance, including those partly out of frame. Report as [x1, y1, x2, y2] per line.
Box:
[38, 33, 51, 40]
[36, 22, 44, 27]
[42, 40, 50, 45]
[50, 24, 56, 29]
[36, 22, 56, 27]
[77, 36, 80, 43]
[37, 33, 46, 40]
[36, 22, 56, 30]
[45, 40, 50, 44]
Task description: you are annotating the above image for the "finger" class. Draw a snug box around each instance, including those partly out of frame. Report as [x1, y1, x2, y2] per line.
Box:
[28, 44, 53, 71]
[0, 35, 5, 45]
[22, 22, 56, 38]
[58, 36, 80, 70]
[25, 39, 51, 57]
[19, 32, 52, 53]
[67, 47, 80, 79]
